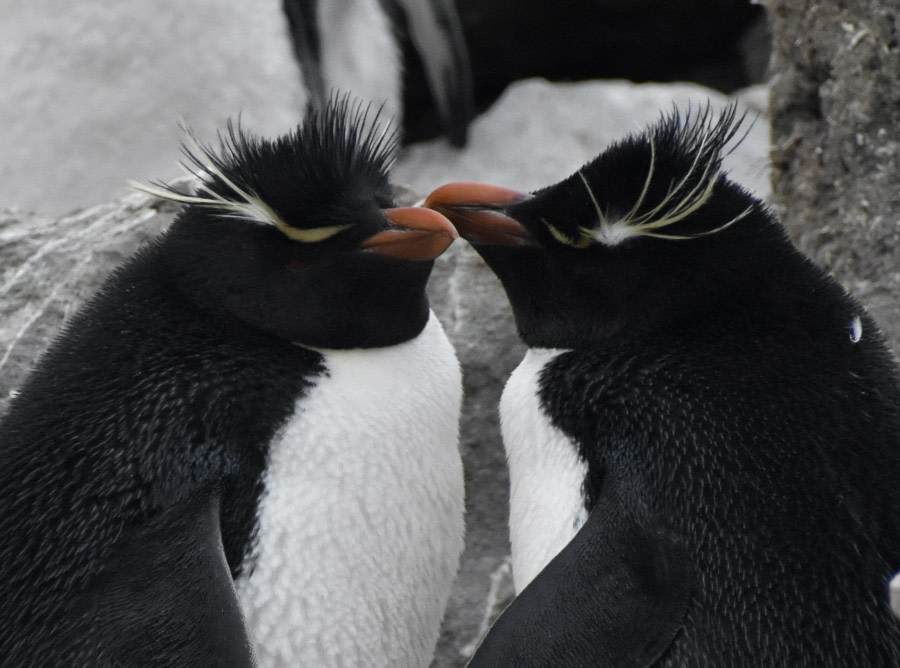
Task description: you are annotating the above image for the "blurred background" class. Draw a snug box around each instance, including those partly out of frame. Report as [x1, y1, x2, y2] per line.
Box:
[402, 0, 768, 141]
[0, 0, 768, 215]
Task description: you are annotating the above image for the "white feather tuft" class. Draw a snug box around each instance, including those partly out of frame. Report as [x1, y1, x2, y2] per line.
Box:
[543, 107, 754, 248]
[129, 125, 350, 243]
[573, 135, 753, 247]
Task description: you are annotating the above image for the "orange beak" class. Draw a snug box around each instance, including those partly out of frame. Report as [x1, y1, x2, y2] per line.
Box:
[424, 182, 531, 246]
[361, 207, 458, 261]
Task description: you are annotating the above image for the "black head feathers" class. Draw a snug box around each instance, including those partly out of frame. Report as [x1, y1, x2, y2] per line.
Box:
[132, 97, 398, 244]
[425, 103, 766, 256]
[424, 103, 793, 348]
[531, 103, 757, 249]
[127, 95, 456, 348]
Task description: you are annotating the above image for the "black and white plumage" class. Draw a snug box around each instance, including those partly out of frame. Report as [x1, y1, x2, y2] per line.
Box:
[426, 106, 900, 666]
[0, 99, 465, 666]
[284, 0, 473, 145]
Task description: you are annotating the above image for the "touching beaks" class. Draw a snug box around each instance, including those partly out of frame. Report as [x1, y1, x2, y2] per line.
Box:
[423, 182, 532, 246]
[361, 207, 459, 261]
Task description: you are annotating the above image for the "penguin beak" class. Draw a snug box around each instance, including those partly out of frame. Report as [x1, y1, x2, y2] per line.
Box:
[361, 207, 459, 261]
[424, 182, 531, 246]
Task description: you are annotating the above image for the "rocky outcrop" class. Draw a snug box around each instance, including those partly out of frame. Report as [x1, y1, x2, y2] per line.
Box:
[0, 196, 176, 409]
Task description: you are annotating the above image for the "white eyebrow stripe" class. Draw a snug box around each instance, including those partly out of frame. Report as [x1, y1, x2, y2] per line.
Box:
[563, 111, 749, 248]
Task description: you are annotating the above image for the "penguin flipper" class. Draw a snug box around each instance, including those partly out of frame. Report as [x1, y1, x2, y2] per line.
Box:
[469, 497, 693, 667]
[392, 0, 474, 146]
[69, 494, 257, 667]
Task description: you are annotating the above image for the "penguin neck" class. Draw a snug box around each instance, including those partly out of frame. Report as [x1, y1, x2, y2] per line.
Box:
[297, 291, 433, 350]
[157, 214, 436, 350]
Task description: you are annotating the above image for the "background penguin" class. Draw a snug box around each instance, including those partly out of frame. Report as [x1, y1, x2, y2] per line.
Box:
[425, 106, 900, 665]
[284, 0, 473, 146]
[0, 98, 465, 667]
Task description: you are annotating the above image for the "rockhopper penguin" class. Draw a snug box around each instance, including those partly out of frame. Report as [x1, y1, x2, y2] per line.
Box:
[0, 98, 465, 667]
[426, 106, 900, 666]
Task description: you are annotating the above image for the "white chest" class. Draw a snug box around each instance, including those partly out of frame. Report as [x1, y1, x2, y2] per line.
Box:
[235, 313, 464, 668]
[500, 348, 588, 594]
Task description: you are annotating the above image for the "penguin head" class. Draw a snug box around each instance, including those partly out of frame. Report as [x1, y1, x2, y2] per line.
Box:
[425, 105, 787, 348]
[135, 98, 457, 349]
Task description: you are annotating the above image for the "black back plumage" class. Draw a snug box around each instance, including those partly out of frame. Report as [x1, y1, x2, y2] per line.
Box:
[0, 98, 442, 665]
[0, 247, 318, 665]
[430, 107, 900, 665]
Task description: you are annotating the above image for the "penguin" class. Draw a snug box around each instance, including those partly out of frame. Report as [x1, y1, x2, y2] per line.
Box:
[0, 97, 465, 667]
[425, 105, 900, 666]
[284, 0, 474, 145]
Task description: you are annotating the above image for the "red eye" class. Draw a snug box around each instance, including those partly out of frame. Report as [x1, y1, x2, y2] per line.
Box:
[285, 258, 311, 272]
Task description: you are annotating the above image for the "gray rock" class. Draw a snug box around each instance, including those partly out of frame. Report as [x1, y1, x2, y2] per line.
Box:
[3, 78, 893, 666]
[0, 195, 175, 411]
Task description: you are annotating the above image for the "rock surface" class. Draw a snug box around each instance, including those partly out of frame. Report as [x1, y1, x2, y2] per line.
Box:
[0, 79, 801, 666]
[0, 196, 176, 409]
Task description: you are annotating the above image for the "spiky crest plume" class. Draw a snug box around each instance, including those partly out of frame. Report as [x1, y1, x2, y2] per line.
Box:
[130, 96, 399, 242]
[543, 103, 755, 248]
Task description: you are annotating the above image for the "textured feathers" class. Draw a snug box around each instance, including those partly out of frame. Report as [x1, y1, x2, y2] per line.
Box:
[538, 104, 755, 248]
[456, 105, 900, 665]
[0, 247, 323, 664]
[132, 97, 398, 242]
[1, 96, 460, 665]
